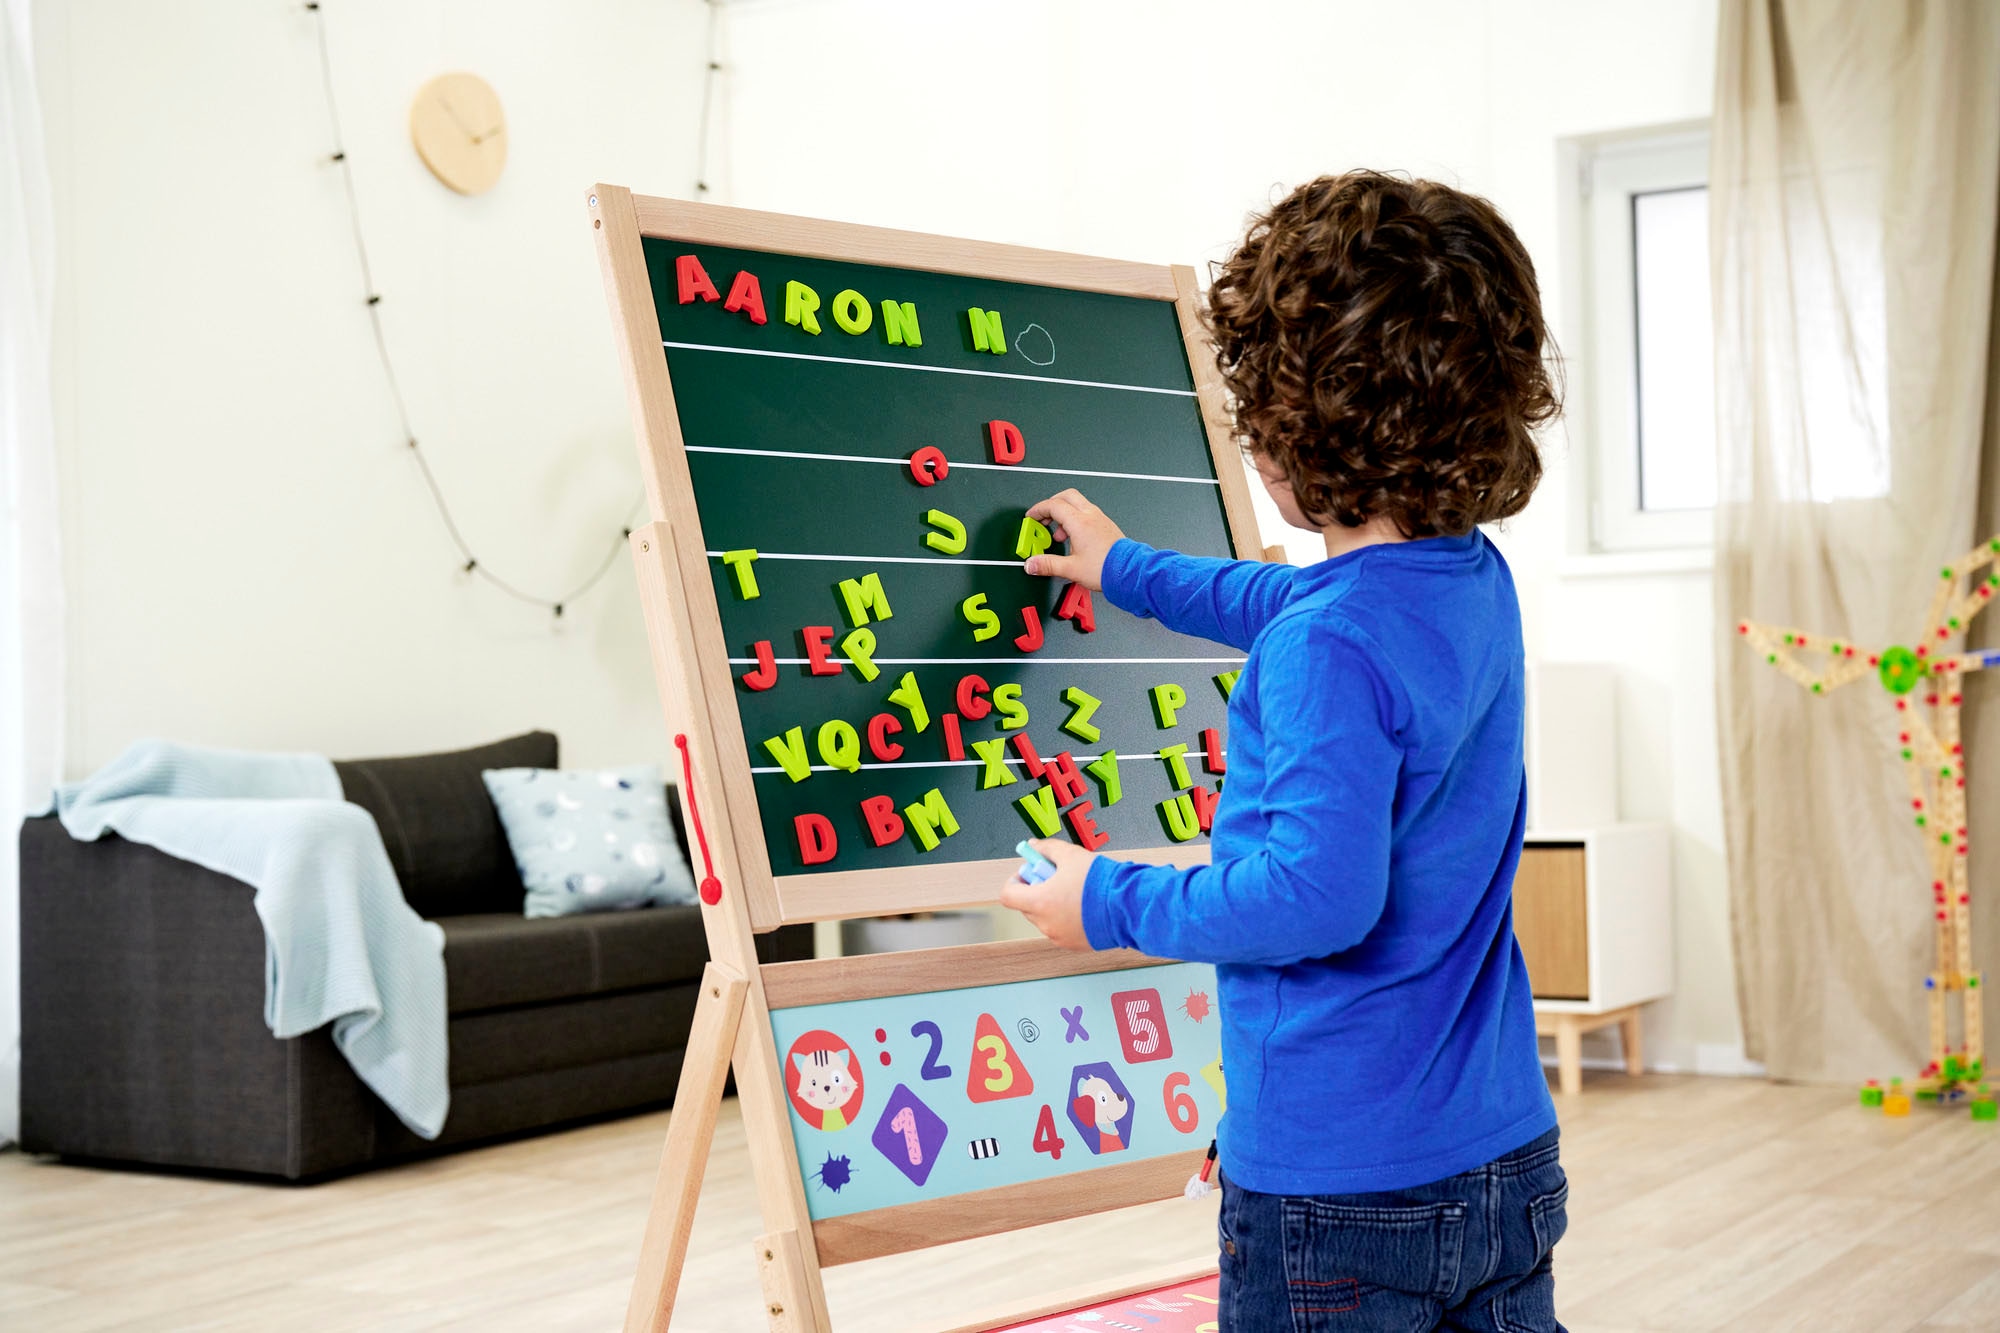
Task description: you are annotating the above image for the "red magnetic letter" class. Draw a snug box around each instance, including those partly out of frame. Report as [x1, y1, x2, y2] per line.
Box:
[908, 446, 949, 487]
[794, 813, 837, 865]
[723, 269, 767, 324]
[1011, 732, 1046, 778]
[1055, 582, 1097, 633]
[940, 712, 966, 761]
[956, 674, 992, 720]
[1013, 605, 1045, 653]
[1200, 727, 1226, 774]
[802, 626, 841, 676]
[867, 712, 904, 762]
[676, 254, 720, 305]
[1047, 751, 1088, 805]
[1189, 785, 1221, 833]
[741, 640, 778, 692]
[987, 419, 1025, 464]
[861, 795, 905, 847]
[1065, 800, 1109, 851]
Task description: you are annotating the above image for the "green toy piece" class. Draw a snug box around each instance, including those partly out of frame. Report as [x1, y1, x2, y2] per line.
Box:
[1086, 751, 1122, 807]
[1015, 514, 1053, 561]
[886, 670, 930, 733]
[923, 508, 967, 555]
[1158, 742, 1194, 791]
[830, 288, 873, 336]
[720, 548, 761, 600]
[1152, 682, 1188, 728]
[961, 593, 1002, 642]
[967, 306, 1006, 355]
[972, 738, 1017, 790]
[784, 280, 822, 335]
[1061, 686, 1103, 743]
[837, 572, 893, 628]
[839, 627, 880, 683]
[762, 727, 811, 784]
[1159, 792, 1201, 843]
[1972, 1098, 1998, 1122]
[1016, 786, 1061, 837]
[881, 299, 922, 347]
[1860, 1083, 1884, 1107]
[1214, 669, 1241, 700]
[1877, 644, 1924, 694]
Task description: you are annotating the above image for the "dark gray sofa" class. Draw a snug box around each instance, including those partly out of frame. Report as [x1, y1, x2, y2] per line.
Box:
[18, 730, 808, 1180]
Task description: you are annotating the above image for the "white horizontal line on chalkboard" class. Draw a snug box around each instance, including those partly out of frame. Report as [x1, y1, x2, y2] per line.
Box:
[661, 340, 1198, 397]
[748, 750, 1224, 775]
[708, 550, 1022, 567]
[684, 445, 1223, 488]
[728, 656, 1246, 666]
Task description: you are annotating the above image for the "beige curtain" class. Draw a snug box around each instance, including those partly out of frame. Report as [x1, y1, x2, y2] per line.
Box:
[1714, 0, 2000, 1083]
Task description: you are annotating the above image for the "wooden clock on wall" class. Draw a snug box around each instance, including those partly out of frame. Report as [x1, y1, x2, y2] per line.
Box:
[409, 72, 507, 195]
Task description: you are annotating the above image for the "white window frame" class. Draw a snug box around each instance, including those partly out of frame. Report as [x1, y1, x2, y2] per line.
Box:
[1559, 122, 1713, 554]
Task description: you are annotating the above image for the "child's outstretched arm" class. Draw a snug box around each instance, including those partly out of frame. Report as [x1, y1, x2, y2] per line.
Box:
[1026, 490, 1296, 651]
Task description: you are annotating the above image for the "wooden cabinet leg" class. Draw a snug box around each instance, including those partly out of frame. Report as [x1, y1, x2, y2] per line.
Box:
[1619, 1009, 1645, 1076]
[1554, 1016, 1583, 1095]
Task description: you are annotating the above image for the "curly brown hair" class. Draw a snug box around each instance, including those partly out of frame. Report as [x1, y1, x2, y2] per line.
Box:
[1206, 171, 1558, 538]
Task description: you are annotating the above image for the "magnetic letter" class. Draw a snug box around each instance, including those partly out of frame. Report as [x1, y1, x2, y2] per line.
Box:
[967, 306, 1006, 354]
[972, 737, 1017, 789]
[861, 794, 905, 847]
[721, 549, 760, 600]
[1215, 670, 1241, 700]
[866, 712, 904, 763]
[1160, 793, 1200, 843]
[961, 593, 1001, 642]
[1010, 732, 1046, 778]
[904, 787, 960, 852]
[1061, 686, 1102, 742]
[795, 813, 837, 865]
[992, 683, 1028, 730]
[1015, 516, 1054, 562]
[1065, 801, 1109, 851]
[838, 571, 893, 628]
[1016, 786, 1061, 836]
[940, 712, 965, 761]
[1188, 784, 1221, 833]
[1158, 742, 1193, 791]
[987, 420, 1025, 465]
[763, 727, 812, 783]
[1200, 727, 1227, 774]
[924, 509, 967, 555]
[1152, 683, 1188, 729]
[955, 674, 992, 720]
[784, 280, 822, 335]
[723, 269, 767, 324]
[909, 446, 949, 486]
[839, 627, 879, 682]
[881, 299, 922, 347]
[817, 719, 862, 773]
[802, 626, 841, 676]
[831, 288, 873, 335]
[1013, 605, 1045, 653]
[1086, 750, 1122, 807]
[741, 640, 778, 692]
[676, 254, 719, 304]
[1047, 751, 1088, 806]
[887, 670, 931, 733]
[1055, 582, 1096, 633]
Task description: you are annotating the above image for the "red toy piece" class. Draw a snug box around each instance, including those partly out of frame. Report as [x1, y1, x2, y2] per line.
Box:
[1054, 582, 1096, 632]
[722, 269, 767, 324]
[1011, 732, 1047, 778]
[860, 795, 905, 847]
[740, 640, 778, 692]
[940, 712, 966, 762]
[956, 674, 992, 719]
[1013, 605, 1045, 653]
[794, 813, 837, 865]
[1047, 751, 1088, 805]
[987, 419, 1026, 464]
[1188, 784, 1221, 833]
[1199, 727, 1226, 774]
[802, 626, 841, 676]
[866, 712, 904, 762]
[675, 253, 719, 304]
[1064, 800, 1109, 850]
[908, 446, 949, 486]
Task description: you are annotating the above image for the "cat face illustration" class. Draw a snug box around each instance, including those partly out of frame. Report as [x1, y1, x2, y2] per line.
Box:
[1078, 1074, 1129, 1131]
[792, 1048, 856, 1112]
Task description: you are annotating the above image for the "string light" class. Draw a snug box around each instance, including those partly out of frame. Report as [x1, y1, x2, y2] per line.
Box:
[302, 1, 725, 617]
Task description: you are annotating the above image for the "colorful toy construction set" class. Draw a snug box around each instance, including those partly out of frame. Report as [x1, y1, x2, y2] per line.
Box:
[1739, 534, 2000, 1121]
[589, 185, 1267, 1332]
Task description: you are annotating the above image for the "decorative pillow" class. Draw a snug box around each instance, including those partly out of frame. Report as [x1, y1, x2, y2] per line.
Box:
[481, 766, 697, 918]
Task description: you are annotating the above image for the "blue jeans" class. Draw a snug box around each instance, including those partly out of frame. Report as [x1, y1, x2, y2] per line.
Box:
[1217, 1128, 1567, 1332]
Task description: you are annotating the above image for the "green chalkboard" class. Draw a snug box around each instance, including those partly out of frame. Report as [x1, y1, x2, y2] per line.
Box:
[642, 236, 1250, 879]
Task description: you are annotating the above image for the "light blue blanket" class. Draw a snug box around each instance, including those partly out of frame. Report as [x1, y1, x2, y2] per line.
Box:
[46, 740, 449, 1138]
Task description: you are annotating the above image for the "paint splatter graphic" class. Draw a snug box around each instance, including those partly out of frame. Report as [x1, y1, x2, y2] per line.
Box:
[813, 1153, 854, 1193]
[1180, 989, 1212, 1024]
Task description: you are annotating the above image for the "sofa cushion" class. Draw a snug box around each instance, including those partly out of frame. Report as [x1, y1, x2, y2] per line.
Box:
[448, 984, 703, 1085]
[440, 905, 710, 1015]
[335, 731, 558, 918]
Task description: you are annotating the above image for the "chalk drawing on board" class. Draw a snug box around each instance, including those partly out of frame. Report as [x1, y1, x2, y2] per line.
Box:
[1015, 322, 1056, 366]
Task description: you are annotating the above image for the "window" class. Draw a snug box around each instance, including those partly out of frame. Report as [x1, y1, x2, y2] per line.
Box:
[1564, 125, 1714, 552]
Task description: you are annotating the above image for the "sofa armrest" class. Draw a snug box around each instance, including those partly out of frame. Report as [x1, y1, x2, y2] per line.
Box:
[18, 816, 379, 1178]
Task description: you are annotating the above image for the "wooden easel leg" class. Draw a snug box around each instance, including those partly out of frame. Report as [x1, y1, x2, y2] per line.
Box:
[1618, 1008, 1645, 1076]
[1554, 1016, 1583, 1095]
[756, 1229, 818, 1333]
[623, 963, 749, 1333]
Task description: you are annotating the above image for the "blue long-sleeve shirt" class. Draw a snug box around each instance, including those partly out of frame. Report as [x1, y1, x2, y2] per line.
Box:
[1081, 533, 1556, 1195]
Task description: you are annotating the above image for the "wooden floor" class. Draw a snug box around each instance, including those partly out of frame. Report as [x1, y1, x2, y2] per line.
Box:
[4, 1073, 1999, 1331]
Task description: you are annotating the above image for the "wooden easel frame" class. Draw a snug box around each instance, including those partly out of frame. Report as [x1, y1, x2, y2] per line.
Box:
[589, 185, 1262, 1332]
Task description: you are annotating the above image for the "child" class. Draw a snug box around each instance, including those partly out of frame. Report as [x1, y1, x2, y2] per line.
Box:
[1001, 172, 1566, 1332]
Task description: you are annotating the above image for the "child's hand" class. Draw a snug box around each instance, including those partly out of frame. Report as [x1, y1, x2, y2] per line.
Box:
[999, 838, 1098, 951]
[1024, 489, 1125, 590]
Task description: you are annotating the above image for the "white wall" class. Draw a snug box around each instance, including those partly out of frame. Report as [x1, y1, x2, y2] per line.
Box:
[36, 0, 1739, 1069]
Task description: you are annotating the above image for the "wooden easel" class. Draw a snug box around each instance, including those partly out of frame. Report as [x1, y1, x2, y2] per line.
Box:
[588, 185, 1263, 1332]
